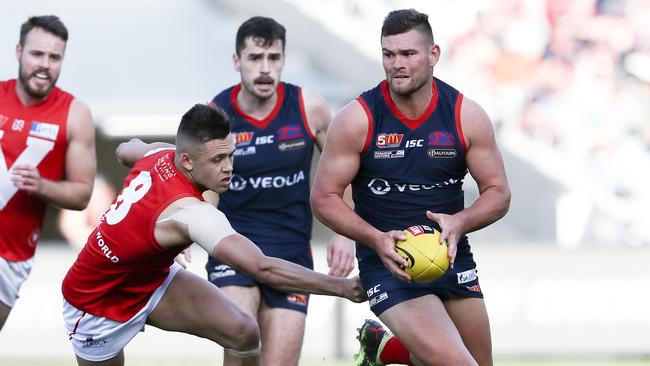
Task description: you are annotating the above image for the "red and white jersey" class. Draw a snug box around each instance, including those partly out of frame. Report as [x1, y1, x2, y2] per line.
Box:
[0, 79, 72, 261]
[62, 149, 204, 322]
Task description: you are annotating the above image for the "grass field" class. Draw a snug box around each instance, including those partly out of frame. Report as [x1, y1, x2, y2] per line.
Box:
[2, 359, 650, 366]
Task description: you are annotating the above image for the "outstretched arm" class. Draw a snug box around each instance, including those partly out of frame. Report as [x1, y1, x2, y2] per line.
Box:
[215, 233, 364, 302]
[154, 199, 366, 302]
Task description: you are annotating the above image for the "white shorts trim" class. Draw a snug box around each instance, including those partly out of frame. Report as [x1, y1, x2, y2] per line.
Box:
[63, 263, 183, 362]
[0, 256, 34, 307]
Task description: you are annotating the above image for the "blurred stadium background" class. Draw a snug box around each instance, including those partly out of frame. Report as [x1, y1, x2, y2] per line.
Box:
[1, 0, 649, 364]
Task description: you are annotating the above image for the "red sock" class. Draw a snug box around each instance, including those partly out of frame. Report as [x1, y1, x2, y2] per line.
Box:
[379, 337, 411, 365]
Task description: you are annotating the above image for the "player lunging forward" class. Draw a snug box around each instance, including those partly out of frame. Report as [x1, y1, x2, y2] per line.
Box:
[61, 104, 364, 366]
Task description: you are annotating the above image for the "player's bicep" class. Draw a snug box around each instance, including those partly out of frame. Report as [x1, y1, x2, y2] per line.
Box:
[301, 88, 332, 151]
[461, 98, 508, 193]
[65, 100, 96, 187]
[313, 101, 367, 197]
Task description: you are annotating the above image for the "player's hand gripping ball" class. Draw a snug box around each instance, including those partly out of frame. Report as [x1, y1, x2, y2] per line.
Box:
[395, 225, 449, 282]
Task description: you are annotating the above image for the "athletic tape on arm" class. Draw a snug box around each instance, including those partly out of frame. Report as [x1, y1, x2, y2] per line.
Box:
[158, 203, 236, 254]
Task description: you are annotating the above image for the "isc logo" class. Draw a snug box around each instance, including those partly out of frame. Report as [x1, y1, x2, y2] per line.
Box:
[376, 133, 404, 148]
[256, 135, 274, 145]
[367, 284, 381, 297]
[405, 139, 424, 148]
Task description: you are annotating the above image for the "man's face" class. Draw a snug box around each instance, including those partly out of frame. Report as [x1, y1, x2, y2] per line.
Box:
[189, 135, 236, 193]
[234, 36, 285, 100]
[16, 27, 66, 99]
[381, 29, 439, 97]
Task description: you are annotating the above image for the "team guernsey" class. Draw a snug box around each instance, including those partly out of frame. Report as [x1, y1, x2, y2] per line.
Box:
[210, 82, 315, 256]
[206, 82, 315, 312]
[62, 149, 204, 322]
[0, 79, 72, 261]
[354, 78, 482, 315]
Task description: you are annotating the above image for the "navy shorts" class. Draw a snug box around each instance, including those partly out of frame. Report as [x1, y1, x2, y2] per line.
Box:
[206, 248, 313, 314]
[358, 244, 483, 316]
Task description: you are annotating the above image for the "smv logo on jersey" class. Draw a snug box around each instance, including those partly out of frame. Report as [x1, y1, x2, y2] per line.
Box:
[233, 131, 254, 146]
[376, 133, 404, 148]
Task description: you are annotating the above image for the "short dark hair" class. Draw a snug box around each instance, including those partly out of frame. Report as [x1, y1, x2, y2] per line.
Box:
[381, 9, 434, 44]
[20, 15, 68, 45]
[235, 16, 286, 55]
[176, 104, 231, 152]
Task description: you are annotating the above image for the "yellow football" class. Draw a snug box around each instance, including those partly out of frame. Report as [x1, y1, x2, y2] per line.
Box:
[395, 225, 449, 282]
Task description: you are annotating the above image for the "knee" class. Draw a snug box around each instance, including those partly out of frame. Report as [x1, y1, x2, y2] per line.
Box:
[229, 314, 260, 351]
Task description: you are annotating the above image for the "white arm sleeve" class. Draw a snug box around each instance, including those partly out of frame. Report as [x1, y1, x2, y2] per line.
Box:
[158, 203, 236, 254]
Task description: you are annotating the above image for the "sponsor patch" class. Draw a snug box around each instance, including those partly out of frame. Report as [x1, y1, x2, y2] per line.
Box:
[278, 139, 306, 151]
[229, 175, 247, 191]
[428, 131, 455, 146]
[154, 154, 177, 182]
[369, 292, 388, 307]
[208, 264, 236, 281]
[12, 119, 25, 132]
[233, 131, 254, 146]
[465, 284, 482, 293]
[367, 177, 461, 195]
[81, 338, 109, 348]
[29, 121, 59, 140]
[376, 133, 404, 148]
[457, 269, 478, 284]
[277, 124, 303, 141]
[427, 148, 457, 158]
[287, 294, 309, 305]
[373, 150, 404, 159]
[229, 171, 306, 191]
[234, 146, 256, 156]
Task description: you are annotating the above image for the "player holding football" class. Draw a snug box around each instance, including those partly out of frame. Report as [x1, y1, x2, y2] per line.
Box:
[311, 9, 510, 366]
[204, 16, 355, 366]
[0, 15, 96, 331]
[61, 104, 365, 365]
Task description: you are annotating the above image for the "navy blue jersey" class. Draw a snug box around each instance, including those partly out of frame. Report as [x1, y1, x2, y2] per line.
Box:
[353, 78, 469, 259]
[212, 82, 315, 253]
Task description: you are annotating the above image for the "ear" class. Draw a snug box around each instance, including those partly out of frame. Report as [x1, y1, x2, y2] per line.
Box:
[233, 53, 240, 72]
[430, 44, 441, 67]
[180, 152, 194, 172]
[16, 43, 22, 61]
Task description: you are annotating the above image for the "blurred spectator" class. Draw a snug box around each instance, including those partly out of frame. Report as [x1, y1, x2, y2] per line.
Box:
[295, 0, 650, 246]
[58, 176, 116, 250]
